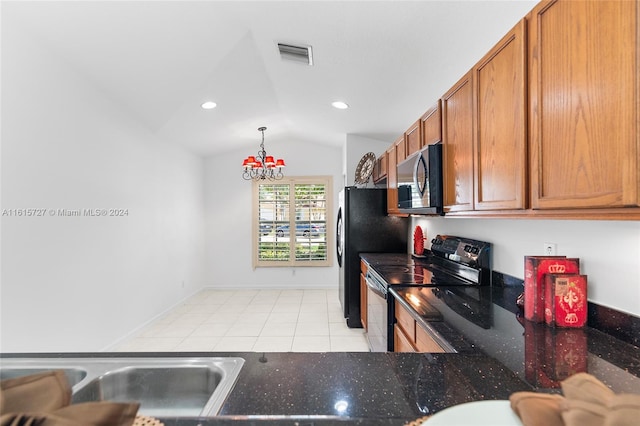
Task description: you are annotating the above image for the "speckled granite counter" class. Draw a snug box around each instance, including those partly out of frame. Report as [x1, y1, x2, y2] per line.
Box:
[3, 311, 638, 426]
[2, 254, 639, 425]
[361, 248, 640, 396]
[0, 351, 534, 425]
[390, 286, 640, 394]
[2, 314, 638, 426]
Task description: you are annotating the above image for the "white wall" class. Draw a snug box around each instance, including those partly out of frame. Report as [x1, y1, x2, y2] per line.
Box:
[204, 140, 343, 289]
[1, 24, 206, 352]
[412, 217, 640, 317]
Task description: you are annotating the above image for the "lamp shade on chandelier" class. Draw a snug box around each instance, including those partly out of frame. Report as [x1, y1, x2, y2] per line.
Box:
[242, 127, 285, 181]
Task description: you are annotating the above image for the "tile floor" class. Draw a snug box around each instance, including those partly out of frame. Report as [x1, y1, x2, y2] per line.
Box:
[113, 289, 370, 352]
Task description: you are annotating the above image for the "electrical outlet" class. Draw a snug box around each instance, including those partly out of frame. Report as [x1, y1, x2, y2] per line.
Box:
[543, 242, 557, 256]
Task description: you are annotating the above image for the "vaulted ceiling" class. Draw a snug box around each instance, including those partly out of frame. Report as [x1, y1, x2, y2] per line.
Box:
[3, 1, 537, 156]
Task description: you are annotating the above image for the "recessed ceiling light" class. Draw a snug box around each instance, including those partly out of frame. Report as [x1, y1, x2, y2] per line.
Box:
[201, 101, 217, 110]
[332, 101, 349, 109]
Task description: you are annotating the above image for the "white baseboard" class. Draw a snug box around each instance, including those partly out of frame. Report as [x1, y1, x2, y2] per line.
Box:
[201, 283, 338, 290]
[100, 287, 203, 352]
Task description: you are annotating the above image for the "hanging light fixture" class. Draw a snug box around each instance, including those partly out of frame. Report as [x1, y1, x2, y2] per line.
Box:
[242, 127, 285, 181]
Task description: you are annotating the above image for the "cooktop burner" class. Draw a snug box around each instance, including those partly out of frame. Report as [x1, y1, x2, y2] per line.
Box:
[371, 263, 472, 286]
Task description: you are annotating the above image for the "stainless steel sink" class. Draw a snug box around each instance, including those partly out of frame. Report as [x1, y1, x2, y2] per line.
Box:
[0, 367, 88, 387]
[0, 357, 244, 417]
[71, 364, 231, 416]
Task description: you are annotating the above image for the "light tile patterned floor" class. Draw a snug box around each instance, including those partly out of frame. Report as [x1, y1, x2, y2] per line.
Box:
[113, 289, 370, 352]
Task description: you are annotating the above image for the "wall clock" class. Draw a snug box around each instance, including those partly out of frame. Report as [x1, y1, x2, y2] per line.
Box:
[354, 152, 376, 185]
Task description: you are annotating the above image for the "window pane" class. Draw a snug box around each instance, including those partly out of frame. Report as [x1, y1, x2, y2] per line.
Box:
[254, 178, 331, 267]
[258, 242, 289, 261]
[258, 184, 290, 261]
[294, 183, 327, 261]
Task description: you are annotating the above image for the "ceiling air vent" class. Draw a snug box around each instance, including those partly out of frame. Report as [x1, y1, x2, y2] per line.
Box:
[277, 43, 313, 66]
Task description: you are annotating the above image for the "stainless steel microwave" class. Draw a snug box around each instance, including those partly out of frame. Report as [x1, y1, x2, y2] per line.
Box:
[397, 143, 443, 215]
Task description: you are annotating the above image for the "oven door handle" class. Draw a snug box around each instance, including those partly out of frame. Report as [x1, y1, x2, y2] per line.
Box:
[365, 276, 386, 299]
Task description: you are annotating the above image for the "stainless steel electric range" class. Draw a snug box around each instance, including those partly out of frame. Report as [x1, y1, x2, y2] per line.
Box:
[363, 235, 492, 352]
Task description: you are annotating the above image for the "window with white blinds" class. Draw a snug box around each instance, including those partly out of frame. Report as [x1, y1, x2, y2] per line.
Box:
[253, 176, 332, 267]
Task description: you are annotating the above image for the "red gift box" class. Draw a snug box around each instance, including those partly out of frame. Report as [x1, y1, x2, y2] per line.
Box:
[524, 256, 580, 322]
[545, 274, 588, 327]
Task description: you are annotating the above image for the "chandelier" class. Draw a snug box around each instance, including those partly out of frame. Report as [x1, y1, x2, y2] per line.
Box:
[242, 127, 285, 181]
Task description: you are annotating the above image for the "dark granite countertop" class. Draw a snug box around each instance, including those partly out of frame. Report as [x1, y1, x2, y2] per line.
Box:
[390, 286, 640, 392]
[368, 247, 640, 397]
[3, 314, 638, 426]
[2, 254, 638, 424]
[0, 351, 534, 425]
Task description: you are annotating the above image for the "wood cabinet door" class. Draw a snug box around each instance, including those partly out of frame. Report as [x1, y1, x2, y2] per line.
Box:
[394, 135, 406, 165]
[373, 154, 388, 184]
[395, 300, 416, 342]
[394, 324, 416, 353]
[473, 18, 528, 210]
[360, 273, 367, 330]
[442, 70, 474, 212]
[422, 101, 442, 147]
[386, 145, 400, 215]
[373, 155, 388, 183]
[378, 155, 387, 179]
[405, 119, 422, 157]
[529, 0, 639, 209]
[415, 325, 445, 353]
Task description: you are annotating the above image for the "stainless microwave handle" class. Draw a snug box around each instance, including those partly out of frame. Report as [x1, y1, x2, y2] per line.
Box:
[415, 153, 428, 197]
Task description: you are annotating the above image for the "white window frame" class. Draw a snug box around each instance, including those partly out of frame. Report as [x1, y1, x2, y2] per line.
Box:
[252, 176, 333, 268]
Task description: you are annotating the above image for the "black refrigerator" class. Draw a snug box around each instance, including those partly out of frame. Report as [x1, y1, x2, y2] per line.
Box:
[337, 187, 408, 328]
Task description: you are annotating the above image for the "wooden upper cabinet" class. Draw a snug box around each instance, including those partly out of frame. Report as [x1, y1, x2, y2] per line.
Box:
[394, 135, 407, 165]
[421, 101, 442, 147]
[442, 70, 474, 212]
[386, 144, 401, 215]
[405, 119, 422, 157]
[473, 18, 528, 211]
[528, 0, 639, 209]
[379, 155, 387, 178]
[373, 154, 387, 183]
